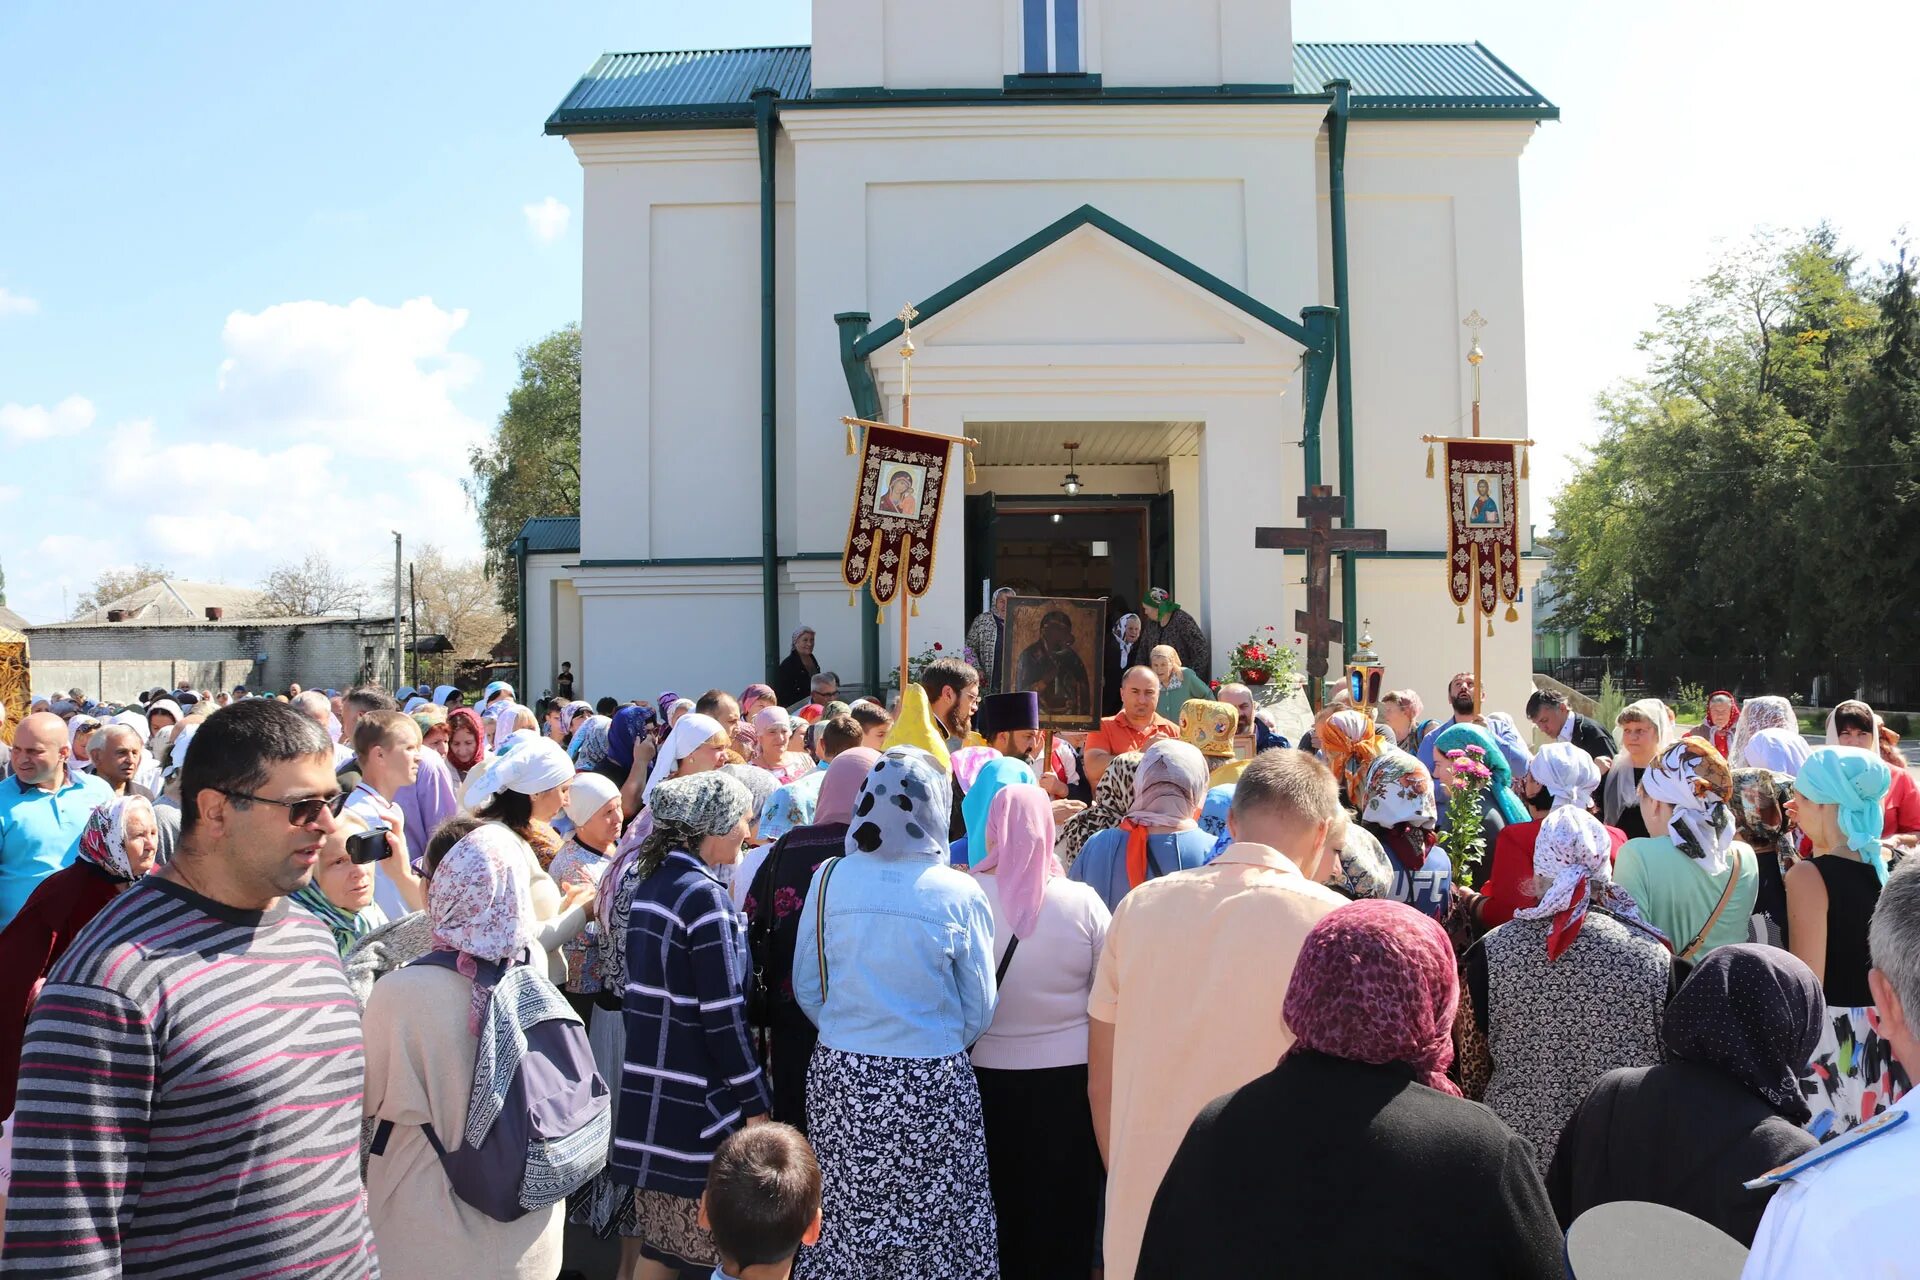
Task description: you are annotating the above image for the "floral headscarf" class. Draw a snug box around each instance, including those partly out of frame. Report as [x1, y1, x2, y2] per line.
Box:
[1515, 808, 1664, 961]
[1358, 748, 1439, 874]
[1056, 752, 1141, 867]
[1662, 943, 1823, 1125]
[1283, 900, 1461, 1096]
[1178, 699, 1239, 763]
[430, 823, 537, 1032]
[1697, 691, 1741, 758]
[1642, 738, 1738, 876]
[739, 684, 778, 718]
[571, 715, 612, 769]
[1728, 767, 1794, 853]
[1325, 823, 1397, 901]
[605, 705, 653, 773]
[1199, 784, 1234, 855]
[1729, 696, 1796, 769]
[76, 796, 154, 882]
[1320, 709, 1393, 810]
[846, 749, 952, 863]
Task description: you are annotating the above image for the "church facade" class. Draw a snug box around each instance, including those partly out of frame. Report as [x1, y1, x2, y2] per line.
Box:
[532, 0, 1556, 715]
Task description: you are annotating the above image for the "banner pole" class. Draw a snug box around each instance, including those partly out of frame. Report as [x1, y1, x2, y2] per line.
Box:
[899, 539, 912, 703]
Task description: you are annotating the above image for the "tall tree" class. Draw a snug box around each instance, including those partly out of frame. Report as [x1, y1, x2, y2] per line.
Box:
[467, 324, 580, 611]
[1811, 248, 1920, 687]
[72, 563, 173, 619]
[257, 553, 369, 617]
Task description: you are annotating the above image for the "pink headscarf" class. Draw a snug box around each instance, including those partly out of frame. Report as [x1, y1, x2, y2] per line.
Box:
[740, 684, 778, 718]
[975, 783, 1059, 940]
[1282, 899, 1461, 1096]
[814, 747, 881, 826]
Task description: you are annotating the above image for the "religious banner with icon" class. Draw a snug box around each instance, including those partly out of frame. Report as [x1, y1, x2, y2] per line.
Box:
[840, 422, 953, 613]
[1441, 438, 1522, 623]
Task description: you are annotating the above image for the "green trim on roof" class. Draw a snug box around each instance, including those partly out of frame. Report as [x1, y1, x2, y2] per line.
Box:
[515, 515, 581, 555]
[851, 204, 1326, 359]
[545, 41, 1555, 134]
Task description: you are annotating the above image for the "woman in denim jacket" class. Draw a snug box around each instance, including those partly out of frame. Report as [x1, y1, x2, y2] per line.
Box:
[794, 747, 999, 1279]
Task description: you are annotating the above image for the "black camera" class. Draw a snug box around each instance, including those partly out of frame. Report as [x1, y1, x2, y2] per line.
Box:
[346, 825, 393, 864]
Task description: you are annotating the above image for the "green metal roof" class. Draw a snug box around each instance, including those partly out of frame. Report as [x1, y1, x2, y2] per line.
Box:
[515, 515, 580, 555]
[546, 41, 1553, 133]
[1292, 42, 1554, 116]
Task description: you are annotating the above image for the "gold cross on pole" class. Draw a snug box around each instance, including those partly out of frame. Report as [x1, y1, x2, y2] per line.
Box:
[897, 302, 919, 409]
[1462, 310, 1487, 407]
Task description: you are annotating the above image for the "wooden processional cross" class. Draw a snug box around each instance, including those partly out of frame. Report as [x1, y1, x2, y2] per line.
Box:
[1255, 485, 1387, 706]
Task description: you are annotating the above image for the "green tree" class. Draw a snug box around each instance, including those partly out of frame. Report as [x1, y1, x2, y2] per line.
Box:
[1811, 248, 1920, 687]
[72, 563, 174, 620]
[466, 324, 580, 611]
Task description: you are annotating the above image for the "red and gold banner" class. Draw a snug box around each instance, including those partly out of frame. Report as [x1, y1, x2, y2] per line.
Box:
[1443, 439, 1521, 621]
[841, 423, 952, 610]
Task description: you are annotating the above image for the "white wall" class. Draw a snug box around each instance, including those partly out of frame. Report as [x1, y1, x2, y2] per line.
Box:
[811, 0, 1293, 90]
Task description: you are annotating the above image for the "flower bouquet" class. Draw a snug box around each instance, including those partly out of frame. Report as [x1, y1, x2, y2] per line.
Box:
[1215, 627, 1297, 704]
[888, 641, 949, 692]
[1437, 744, 1494, 887]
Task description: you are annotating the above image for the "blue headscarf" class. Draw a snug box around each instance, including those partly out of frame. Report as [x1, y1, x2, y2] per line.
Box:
[1433, 722, 1529, 826]
[1199, 784, 1235, 856]
[960, 757, 1037, 868]
[1794, 746, 1893, 882]
[605, 705, 652, 774]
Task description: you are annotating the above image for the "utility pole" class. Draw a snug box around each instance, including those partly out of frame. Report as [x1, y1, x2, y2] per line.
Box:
[391, 532, 403, 689]
[409, 563, 419, 687]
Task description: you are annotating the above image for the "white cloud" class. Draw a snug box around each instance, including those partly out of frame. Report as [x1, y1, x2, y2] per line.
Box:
[0, 287, 37, 316]
[6, 298, 491, 626]
[522, 196, 571, 244]
[0, 394, 94, 442]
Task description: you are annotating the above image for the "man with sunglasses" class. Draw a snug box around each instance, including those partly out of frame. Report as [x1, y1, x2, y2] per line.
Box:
[3, 699, 380, 1277]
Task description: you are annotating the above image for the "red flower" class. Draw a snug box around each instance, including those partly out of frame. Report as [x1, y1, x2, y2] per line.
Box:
[932, 642, 943, 651]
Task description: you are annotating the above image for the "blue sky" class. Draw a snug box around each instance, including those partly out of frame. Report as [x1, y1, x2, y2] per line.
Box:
[2, 0, 1911, 623]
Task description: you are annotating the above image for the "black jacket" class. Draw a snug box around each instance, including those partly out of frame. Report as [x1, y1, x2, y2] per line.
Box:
[1138, 1050, 1565, 1279]
[1546, 1061, 1813, 1248]
[1567, 713, 1619, 763]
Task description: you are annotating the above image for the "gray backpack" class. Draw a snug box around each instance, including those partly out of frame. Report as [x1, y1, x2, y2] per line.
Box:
[371, 951, 612, 1222]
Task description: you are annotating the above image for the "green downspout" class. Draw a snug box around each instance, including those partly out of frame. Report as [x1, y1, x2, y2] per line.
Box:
[1298, 306, 1337, 483]
[512, 534, 529, 688]
[834, 312, 883, 694]
[754, 89, 781, 685]
[1326, 78, 1360, 653]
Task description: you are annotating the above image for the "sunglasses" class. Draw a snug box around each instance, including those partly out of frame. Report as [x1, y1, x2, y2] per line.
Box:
[213, 788, 339, 827]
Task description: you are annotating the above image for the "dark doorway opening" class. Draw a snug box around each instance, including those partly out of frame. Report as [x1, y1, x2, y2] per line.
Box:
[962, 493, 1173, 617]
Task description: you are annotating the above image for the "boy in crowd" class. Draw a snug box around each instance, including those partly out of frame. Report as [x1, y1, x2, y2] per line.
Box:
[700, 1124, 823, 1280]
[344, 709, 426, 918]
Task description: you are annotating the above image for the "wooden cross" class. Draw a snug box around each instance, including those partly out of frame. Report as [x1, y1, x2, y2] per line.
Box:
[1254, 485, 1388, 706]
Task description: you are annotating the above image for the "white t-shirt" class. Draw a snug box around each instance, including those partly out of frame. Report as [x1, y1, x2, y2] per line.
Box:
[968, 873, 1111, 1071]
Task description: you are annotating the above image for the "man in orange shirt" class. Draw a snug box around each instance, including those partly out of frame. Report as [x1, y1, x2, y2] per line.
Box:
[1084, 665, 1179, 786]
[1087, 750, 1346, 1280]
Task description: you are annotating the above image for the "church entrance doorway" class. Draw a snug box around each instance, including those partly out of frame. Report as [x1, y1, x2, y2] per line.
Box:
[963, 493, 1173, 621]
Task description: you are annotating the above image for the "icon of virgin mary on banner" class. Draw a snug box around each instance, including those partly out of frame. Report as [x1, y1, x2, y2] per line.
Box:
[841, 423, 952, 613]
[1443, 439, 1521, 622]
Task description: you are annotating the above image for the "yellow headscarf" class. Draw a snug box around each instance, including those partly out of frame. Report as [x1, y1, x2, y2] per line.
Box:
[883, 683, 952, 772]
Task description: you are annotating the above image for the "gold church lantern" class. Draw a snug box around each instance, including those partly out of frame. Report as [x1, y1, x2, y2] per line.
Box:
[1345, 619, 1384, 711]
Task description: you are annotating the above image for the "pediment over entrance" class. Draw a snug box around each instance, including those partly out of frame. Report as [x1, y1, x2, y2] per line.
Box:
[923, 225, 1284, 350]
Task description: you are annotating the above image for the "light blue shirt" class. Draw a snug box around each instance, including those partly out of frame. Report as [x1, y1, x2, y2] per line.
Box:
[794, 852, 997, 1059]
[1068, 826, 1222, 913]
[0, 769, 115, 926]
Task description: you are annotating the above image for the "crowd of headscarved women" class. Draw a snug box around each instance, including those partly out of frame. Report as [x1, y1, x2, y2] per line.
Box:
[3, 663, 1914, 1279]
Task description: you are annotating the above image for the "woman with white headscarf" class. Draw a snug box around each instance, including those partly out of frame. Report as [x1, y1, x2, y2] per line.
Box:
[1068, 739, 1217, 912]
[1728, 695, 1797, 769]
[1101, 611, 1142, 717]
[1599, 698, 1675, 839]
[362, 822, 578, 1279]
[0, 796, 160, 1117]
[794, 749, 1000, 1279]
[1479, 744, 1625, 930]
[1614, 738, 1758, 961]
[1455, 808, 1672, 1173]
[1784, 745, 1909, 1137]
[464, 737, 595, 984]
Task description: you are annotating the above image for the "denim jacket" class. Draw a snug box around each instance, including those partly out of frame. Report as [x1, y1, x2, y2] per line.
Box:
[793, 851, 997, 1058]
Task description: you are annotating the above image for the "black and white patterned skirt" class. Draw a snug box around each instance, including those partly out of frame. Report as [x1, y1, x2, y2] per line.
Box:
[796, 1046, 999, 1280]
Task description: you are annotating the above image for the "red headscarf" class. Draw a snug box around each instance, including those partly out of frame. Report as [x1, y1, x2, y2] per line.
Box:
[1282, 900, 1461, 1096]
[446, 707, 488, 773]
[1701, 691, 1740, 758]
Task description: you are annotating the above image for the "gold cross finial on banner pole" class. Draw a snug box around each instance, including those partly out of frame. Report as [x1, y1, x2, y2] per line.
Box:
[1462, 310, 1487, 419]
[897, 302, 920, 428]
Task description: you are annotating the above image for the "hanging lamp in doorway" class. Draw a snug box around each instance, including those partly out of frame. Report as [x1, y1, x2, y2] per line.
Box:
[1060, 440, 1082, 497]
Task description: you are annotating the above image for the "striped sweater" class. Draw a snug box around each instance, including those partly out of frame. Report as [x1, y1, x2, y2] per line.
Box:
[0, 876, 379, 1278]
[614, 851, 770, 1197]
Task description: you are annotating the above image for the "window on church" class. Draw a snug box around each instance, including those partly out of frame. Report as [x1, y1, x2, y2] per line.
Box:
[1022, 0, 1081, 74]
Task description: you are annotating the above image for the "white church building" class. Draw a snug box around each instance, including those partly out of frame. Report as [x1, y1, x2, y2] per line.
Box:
[525, 0, 1557, 715]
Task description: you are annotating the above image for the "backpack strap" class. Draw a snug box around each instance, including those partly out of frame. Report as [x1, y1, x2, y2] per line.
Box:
[815, 856, 842, 1000]
[995, 934, 1020, 986]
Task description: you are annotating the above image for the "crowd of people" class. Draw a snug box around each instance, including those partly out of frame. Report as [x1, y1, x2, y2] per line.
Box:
[0, 658, 1914, 1278]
